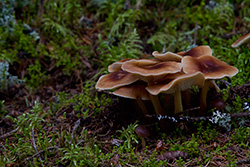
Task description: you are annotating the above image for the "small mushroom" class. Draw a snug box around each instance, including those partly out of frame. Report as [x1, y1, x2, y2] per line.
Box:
[182, 55, 238, 112]
[231, 32, 250, 48]
[135, 125, 150, 149]
[152, 51, 183, 62]
[113, 81, 150, 115]
[210, 99, 226, 110]
[177, 45, 213, 58]
[95, 70, 139, 90]
[146, 72, 205, 114]
[122, 59, 182, 115]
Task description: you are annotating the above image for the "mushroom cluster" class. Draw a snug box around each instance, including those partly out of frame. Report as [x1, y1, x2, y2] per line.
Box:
[96, 45, 238, 115]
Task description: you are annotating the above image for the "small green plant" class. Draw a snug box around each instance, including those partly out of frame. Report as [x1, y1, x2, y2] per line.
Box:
[72, 81, 114, 118]
[98, 28, 142, 71]
[231, 95, 244, 113]
[9, 101, 46, 137]
[1, 23, 38, 63]
[41, 0, 83, 40]
[176, 157, 186, 167]
[147, 23, 194, 52]
[11, 137, 35, 163]
[59, 130, 107, 166]
[117, 122, 139, 150]
[179, 134, 200, 158]
[225, 151, 237, 167]
[220, 86, 230, 102]
[197, 121, 218, 143]
[48, 81, 114, 119]
[0, 100, 7, 119]
[231, 127, 250, 148]
[170, 134, 200, 159]
[185, 0, 234, 37]
[60, 142, 85, 166]
[142, 150, 163, 166]
[25, 60, 47, 90]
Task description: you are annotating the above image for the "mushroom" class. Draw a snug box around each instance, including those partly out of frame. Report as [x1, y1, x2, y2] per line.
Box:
[152, 51, 183, 62]
[231, 32, 250, 48]
[211, 99, 226, 110]
[121, 59, 181, 77]
[108, 59, 132, 72]
[95, 70, 139, 90]
[135, 125, 150, 149]
[113, 81, 150, 115]
[122, 59, 182, 115]
[152, 45, 213, 62]
[146, 72, 205, 114]
[177, 45, 213, 58]
[182, 55, 238, 112]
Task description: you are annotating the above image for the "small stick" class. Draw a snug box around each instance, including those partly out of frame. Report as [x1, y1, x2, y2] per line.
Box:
[193, 22, 198, 45]
[20, 146, 59, 165]
[31, 128, 43, 162]
[236, 157, 250, 165]
[0, 127, 19, 140]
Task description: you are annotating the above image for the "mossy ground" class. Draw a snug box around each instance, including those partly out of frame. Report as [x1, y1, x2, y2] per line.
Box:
[0, 0, 250, 166]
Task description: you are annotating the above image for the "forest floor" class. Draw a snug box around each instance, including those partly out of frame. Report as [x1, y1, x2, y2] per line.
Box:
[1, 0, 250, 166]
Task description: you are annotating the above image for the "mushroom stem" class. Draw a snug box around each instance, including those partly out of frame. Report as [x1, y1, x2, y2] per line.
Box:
[147, 78, 165, 115]
[200, 80, 210, 113]
[149, 94, 165, 115]
[136, 97, 149, 116]
[211, 80, 220, 92]
[174, 89, 183, 114]
[183, 89, 191, 109]
[135, 125, 149, 150]
[141, 137, 146, 149]
[163, 94, 171, 109]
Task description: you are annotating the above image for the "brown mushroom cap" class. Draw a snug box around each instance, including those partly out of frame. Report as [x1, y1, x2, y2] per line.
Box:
[182, 55, 238, 79]
[95, 70, 139, 90]
[146, 72, 205, 95]
[135, 125, 150, 138]
[231, 32, 250, 48]
[177, 45, 213, 58]
[152, 51, 183, 62]
[211, 99, 226, 110]
[113, 81, 150, 100]
[121, 59, 182, 77]
[108, 59, 132, 72]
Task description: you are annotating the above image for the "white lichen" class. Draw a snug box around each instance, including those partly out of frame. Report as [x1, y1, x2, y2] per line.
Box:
[209, 110, 231, 131]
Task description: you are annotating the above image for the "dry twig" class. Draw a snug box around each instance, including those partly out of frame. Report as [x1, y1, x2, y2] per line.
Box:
[31, 128, 43, 162]
[0, 127, 19, 140]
